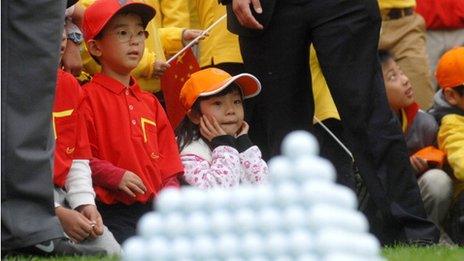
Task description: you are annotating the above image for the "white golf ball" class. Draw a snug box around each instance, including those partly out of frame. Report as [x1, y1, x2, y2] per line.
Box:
[268, 156, 293, 184]
[146, 237, 170, 260]
[230, 186, 255, 209]
[211, 209, 233, 234]
[307, 204, 368, 233]
[122, 236, 146, 261]
[282, 206, 307, 231]
[136, 212, 163, 239]
[208, 188, 231, 210]
[181, 187, 207, 212]
[217, 233, 240, 259]
[257, 207, 282, 233]
[171, 237, 192, 260]
[281, 130, 319, 159]
[288, 229, 313, 255]
[293, 156, 336, 182]
[265, 232, 289, 257]
[193, 235, 216, 259]
[275, 182, 300, 207]
[300, 181, 357, 209]
[186, 211, 210, 235]
[234, 208, 257, 234]
[164, 212, 186, 238]
[154, 188, 182, 213]
[252, 185, 274, 209]
[315, 228, 380, 256]
[241, 233, 264, 257]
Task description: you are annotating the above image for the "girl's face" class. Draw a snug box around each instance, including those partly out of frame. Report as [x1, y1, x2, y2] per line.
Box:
[382, 58, 415, 111]
[199, 89, 244, 136]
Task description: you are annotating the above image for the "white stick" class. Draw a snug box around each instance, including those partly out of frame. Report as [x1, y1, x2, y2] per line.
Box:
[313, 116, 355, 162]
[166, 14, 227, 64]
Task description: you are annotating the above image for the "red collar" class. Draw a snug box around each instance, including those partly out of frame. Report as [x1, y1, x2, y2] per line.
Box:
[92, 73, 142, 101]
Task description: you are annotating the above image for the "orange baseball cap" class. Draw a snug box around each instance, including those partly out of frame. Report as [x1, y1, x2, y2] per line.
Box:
[83, 0, 155, 42]
[180, 68, 261, 110]
[436, 47, 464, 89]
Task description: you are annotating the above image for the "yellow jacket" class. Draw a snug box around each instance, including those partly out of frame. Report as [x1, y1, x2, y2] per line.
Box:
[310, 46, 340, 122]
[378, 0, 415, 9]
[438, 114, 464, 199]
[79, 0, 188, 92]
[190, 0, 242, 67]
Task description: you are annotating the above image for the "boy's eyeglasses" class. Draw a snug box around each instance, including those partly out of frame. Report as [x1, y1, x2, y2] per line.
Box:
[114, 30, 149, 43]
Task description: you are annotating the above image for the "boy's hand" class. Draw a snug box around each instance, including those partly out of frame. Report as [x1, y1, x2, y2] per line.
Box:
[200, 115, 227, 141]
[236, 121, 249, 137]
[55, 206, 94, 243]
[410, 155, 429, 176]
[153, 60, 170, 78]
[182, 29, 207, 46]
[119, 171, 147, 198]
[76, 204, 104, 237]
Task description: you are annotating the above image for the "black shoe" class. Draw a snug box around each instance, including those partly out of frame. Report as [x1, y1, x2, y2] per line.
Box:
[11, 237, 106, 256]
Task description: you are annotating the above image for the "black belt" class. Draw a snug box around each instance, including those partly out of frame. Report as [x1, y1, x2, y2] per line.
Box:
[381, 7, 414, 21]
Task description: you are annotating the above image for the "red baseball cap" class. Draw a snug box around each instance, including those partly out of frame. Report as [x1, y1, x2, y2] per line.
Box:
[83, 0, 155, 42]
[180, 68, 261, 110]
[436, 47, 464, 89]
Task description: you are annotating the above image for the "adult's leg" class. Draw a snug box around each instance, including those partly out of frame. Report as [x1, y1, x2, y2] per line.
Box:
[444, 193, 464, 246]
[239, 1, 313, 160]
[311, 0, 438, 244]
[1, 0, 66, 249]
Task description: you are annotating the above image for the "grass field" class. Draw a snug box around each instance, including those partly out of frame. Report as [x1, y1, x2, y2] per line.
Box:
[3, 246, 464, 260]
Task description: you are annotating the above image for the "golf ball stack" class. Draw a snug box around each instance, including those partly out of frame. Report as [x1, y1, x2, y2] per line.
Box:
[123, 131, 383, 260]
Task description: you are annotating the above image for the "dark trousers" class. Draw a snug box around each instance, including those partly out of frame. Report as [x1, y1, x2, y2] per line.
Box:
[97, 201, 152, 244]
[444, 193, 464, 245]
[239, 0, 438, 245]
[1, 0, 66, 249]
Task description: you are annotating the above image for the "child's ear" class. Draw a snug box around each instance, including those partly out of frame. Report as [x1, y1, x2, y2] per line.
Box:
[443, 88, 459, 106]
[87, 40, 102, 58]
[186, 109, 201, 125]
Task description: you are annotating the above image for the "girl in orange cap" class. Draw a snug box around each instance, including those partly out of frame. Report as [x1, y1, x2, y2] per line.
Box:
[176, 68, 268, 189]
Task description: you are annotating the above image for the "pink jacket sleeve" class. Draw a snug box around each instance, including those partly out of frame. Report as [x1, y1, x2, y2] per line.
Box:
[239, 145, 269, 185]
[181, 146, 242, 189]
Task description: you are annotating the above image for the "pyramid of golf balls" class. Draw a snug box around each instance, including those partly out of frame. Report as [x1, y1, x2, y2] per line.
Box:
[123, 131, 384, 260]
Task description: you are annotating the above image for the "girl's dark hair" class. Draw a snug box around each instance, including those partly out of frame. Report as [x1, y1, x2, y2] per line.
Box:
[378, 49, 393, 65]
[175, 83, 242, 151]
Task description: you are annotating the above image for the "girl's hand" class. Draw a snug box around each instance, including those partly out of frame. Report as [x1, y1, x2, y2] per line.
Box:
[236, 121, 249, 137]
[410, 155, 429, 176]
[200, 115, 226, 141]
[153, 60, 170, 78]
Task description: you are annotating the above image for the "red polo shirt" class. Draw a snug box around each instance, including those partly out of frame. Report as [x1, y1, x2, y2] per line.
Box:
[53, 69, 91, 187]
[78, 73, 183, 205]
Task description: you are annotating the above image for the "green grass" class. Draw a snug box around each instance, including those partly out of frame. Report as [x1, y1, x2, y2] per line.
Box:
[3, 246, 464, 260]
[382, 245, 464, 261]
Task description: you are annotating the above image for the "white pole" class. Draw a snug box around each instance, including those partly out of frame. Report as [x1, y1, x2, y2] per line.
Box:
[313, 116, 355, 162]
[166, 14, 227, 64]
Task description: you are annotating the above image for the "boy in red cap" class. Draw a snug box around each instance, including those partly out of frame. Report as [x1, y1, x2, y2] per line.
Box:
[429, 47, 464, 245]
[78, 0, 183, 243]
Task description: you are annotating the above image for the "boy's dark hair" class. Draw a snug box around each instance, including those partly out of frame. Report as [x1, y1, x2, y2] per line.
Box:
[453, 85, 464, 96]
[175, 83, 242, 151]
[378, 50, 393, 65]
